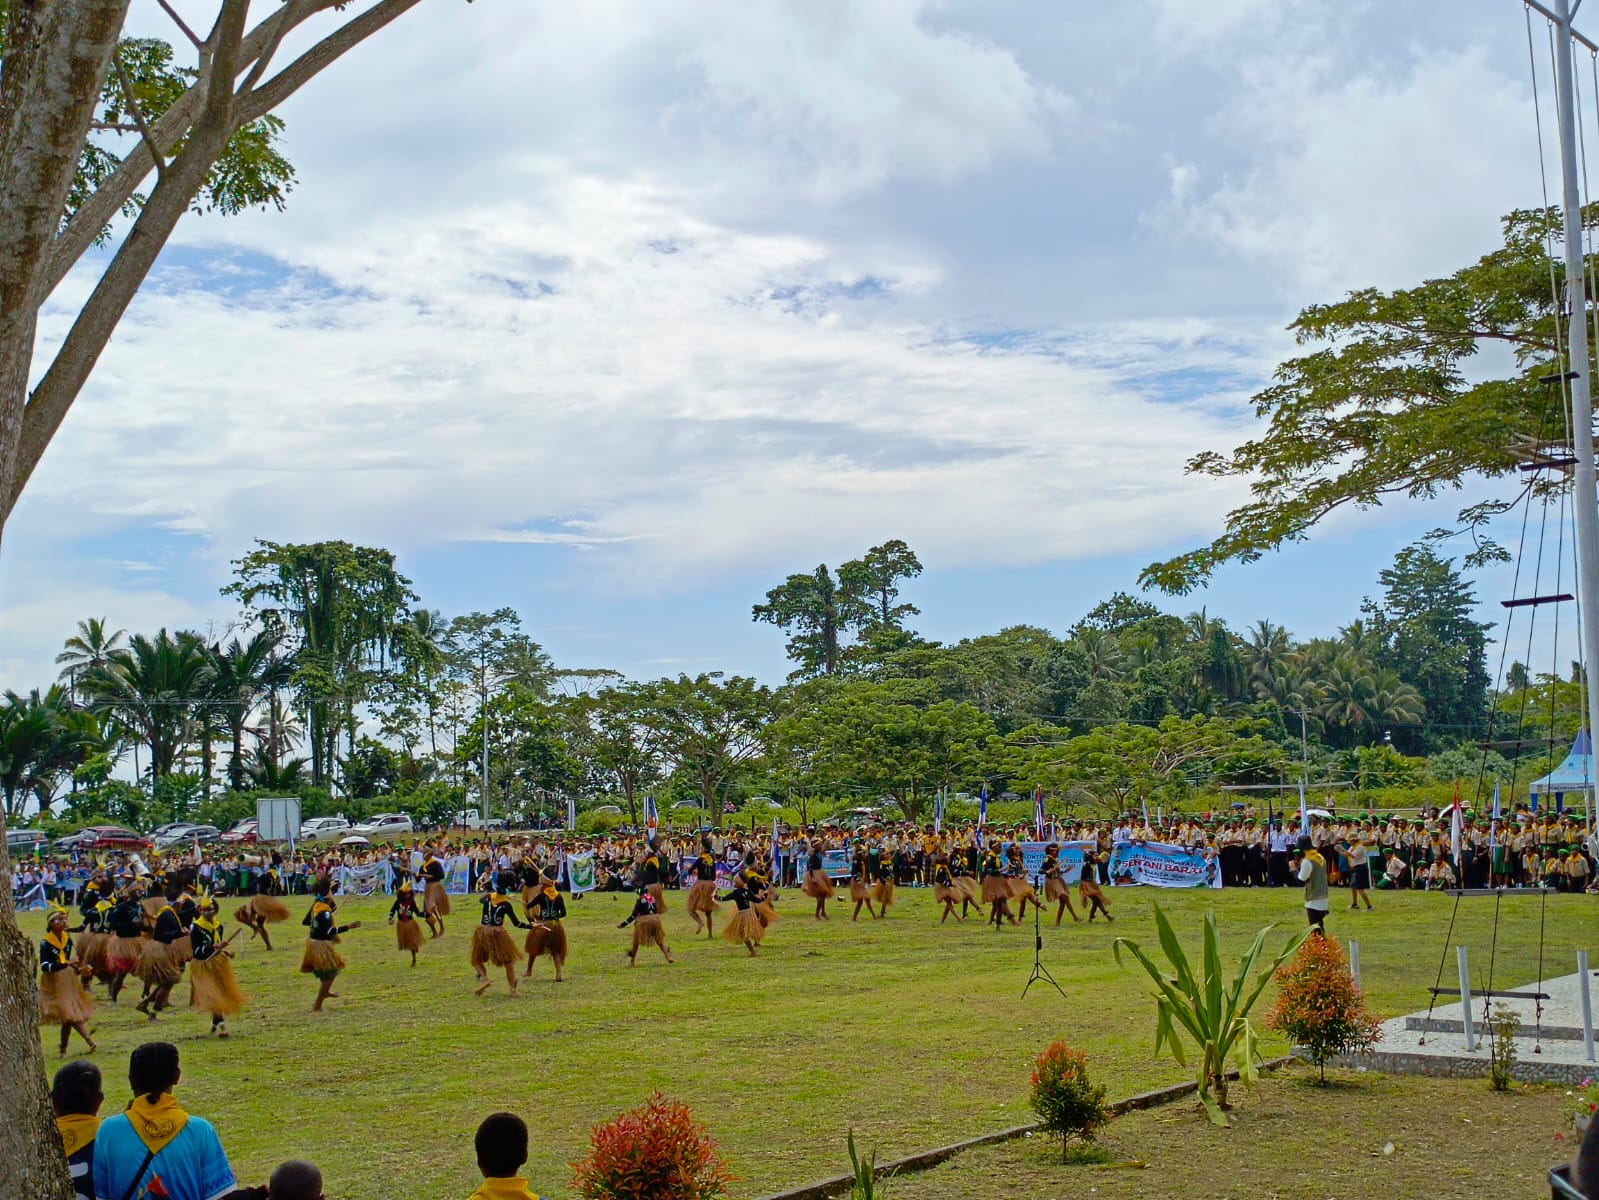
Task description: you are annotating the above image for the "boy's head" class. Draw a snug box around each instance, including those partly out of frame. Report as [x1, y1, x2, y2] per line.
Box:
[269, 1160, 324, 1200]
[475, 1112, 529, 1179]
[51, 1060, 103, 1118]
[128, 1042, 180, 1102]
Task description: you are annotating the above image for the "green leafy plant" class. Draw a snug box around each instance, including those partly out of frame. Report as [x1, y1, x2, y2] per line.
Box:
[846, 1128, 889, 1200]
[1028, 1041, 1109, 1160]
[1266, 934, 1383, 1082]
[1113, 904, 1308, 1125]
[1487, 1004, 1521, 1092]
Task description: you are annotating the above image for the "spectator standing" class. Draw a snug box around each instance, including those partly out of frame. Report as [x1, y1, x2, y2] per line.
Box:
[1297, 835, 1329, 934]
[93, 1042, 237, 1200]
[470, 1113, 547, 1200]
[52, 1060, 102, 1200]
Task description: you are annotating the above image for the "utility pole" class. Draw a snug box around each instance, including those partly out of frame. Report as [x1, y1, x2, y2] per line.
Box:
[1530, 0, 1599, 810]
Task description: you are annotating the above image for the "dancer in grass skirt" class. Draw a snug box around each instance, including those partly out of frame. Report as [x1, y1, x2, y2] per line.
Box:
[685, 836, 720, 937]
[102, 885, 149, 1004]
[1004, 843, 1040, 921]
[741, 855, 779, 929]
[619, 888, 674, 966]
[133, 896, 187, 1020]
[388, 875, 427, 966]
[234, 867, 292, 950]
[188, 892, 245, 1038]
[848, 840, 878, 922]
[1042, 844, 1081, 926]
[301, 880, 362, 1012]
[932, 854, 966, 923]
[800, 839, 835, 919]
[718, 873, 767, 957]
[949, 848, 982, 918]
[1078, 854, 1113, 922]
[39, 906, 96, 1057]
[870, 841, 895, 917]
[472, 873, 527, 996]
[638, 837, 669, 914]
[523, 870, 568, 983]
[420, 850, 450, 938]
[981, 843, 1015, 928]
[74, 895, 114, 985]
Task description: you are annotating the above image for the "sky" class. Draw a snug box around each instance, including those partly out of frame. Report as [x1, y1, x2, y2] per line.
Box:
[0, 0, 1583, 689]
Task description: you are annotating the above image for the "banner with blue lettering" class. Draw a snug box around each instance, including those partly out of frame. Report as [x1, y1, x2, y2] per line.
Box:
[992, 840, 1096, 884]
[1108, 841, 1222, 889]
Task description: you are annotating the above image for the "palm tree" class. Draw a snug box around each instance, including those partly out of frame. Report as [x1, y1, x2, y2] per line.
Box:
[1073, 629, 1124, 680]
[395, 608, 449, 759]
[210, 629, 288, 791]
[55, 617, 127, 689]
[0, 688, 87, 820]
[81, 630, 214, 780]
[1243, 620, 1292, 692]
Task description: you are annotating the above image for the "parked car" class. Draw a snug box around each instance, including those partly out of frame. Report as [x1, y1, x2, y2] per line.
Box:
[56, 825, 151, 852]
[6, 828, 48, 855]
[592, 804, 623, 816]
[153, 824, 221, 850]
[298, 816, 352, 843]
[353, 813, 414, 837]
[219, 818, 259, 845]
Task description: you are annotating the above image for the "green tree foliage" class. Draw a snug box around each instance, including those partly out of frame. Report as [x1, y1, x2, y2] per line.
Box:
[641, 674, 775, 811]
[79, 628, 212, 780]
[0, 688, 89, 820]
[1143, 208, 1577, 594]
[753, 541, 923, 677]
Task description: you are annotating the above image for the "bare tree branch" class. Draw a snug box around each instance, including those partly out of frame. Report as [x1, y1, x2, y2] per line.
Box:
[154, 0, 204, 49]
[113, 52, 166, 180]
[237, 0, 321, 97]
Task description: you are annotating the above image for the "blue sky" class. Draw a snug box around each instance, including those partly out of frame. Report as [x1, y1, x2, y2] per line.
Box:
[0, 0, 1576, 688]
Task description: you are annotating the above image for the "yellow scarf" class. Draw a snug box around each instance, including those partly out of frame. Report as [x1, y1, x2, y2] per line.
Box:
[540, 884, 558, 900]
[311, 900, 333, 919]
[125, 1092, 189, 1154]
[56, 1113, 100, 1158]
[194, 915, 219, 935]
[489, 892, 508, 907]
[44, 929, 69, 954]
[469, 1177, 544, 1200]
[1304, 849, 1326, 869]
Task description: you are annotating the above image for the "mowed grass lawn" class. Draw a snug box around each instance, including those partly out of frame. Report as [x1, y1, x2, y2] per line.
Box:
[21, 886, 1598, 1199]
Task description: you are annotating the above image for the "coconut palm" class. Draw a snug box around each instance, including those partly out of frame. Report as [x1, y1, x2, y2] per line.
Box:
[1242, 620, 1292, 692]
[80, 630, 214, 780]
[0, 687, 87, 820]
[1073, 629, 1125, 681]
[55, 617, 127, 685]
[210, 629, 289, 791]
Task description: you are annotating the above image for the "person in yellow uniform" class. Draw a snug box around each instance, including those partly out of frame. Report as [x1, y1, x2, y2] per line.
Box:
[469, 1113, 547, 1200]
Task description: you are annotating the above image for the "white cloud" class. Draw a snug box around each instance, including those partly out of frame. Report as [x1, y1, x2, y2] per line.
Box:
[1167, 45, 1535, 295]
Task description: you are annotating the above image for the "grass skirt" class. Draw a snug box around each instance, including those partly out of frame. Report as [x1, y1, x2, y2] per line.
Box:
[396, 918, 424, 953]
[171, 937, 194, 966]
[75, 931, 110, 974]
[801, 870, 835, 899]
[1007, 878, 1038, 905]
[1044, 878, 1070, 900]
[470, 925, 521, 968]
[141, 897, 167, 922]
[133, 940, 184, 986]
[39, 969, 94, 1025]
[525, 921, 567, 963]
[849, 878, 869, 902]
[686, 879, 719, 914]
[237, 896, 291, 925]
[981, 876, 1010, 903]
[105, 934, 146, 975]
[954, 877, 981, 903]
[630, 914, 666, 952]
[721, 908, 765, 946]
[871, 878, 895, 908]
[300, 938, 344, 980]
[189, 954, 246, 1017]
[424, 881, 451, 916]
[644, 882, 667, 913]
[933, 882, 958, 906]
[755, 896, 779, 927]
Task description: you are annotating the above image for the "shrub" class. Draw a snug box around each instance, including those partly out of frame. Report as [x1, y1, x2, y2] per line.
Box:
[1266, 934, 1382, 1082]
[571, 1092, 733, 1200]
[1487, 1004, 1520, 1092]
[1028, 1041, 1109, 1160]
[1114, 905, 1307, 1125]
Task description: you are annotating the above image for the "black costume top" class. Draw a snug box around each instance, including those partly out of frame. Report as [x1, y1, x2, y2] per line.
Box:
[189, 918, 226, 962]
[807, 848, 824, 873]
[981, 849, 1003, 879]
[638, 851, 667, 889]
[528, 888, 567, 923]
[933, 860, 954, 888]
[108, 897, 145, 938]
[81, 900, 111, 933]
[874, 849, 894, 882]
[478, 894, 526, 929]
[151, 905, 185, 946]
[1042, 853, 1062, 881]
[389, 891, 424, 922]
[39, 931, 75, 973]
[619, 891, 660, 926]
[303, 900, 352, 941]
[718, 883, 757, 911]
[691, 852, 717, 882]
[420, 857, 445, 885]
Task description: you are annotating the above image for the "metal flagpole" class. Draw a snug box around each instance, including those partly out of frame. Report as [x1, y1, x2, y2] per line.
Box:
[1532, 0, 1599, 790]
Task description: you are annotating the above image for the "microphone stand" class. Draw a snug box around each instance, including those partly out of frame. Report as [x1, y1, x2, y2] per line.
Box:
[1022, 870, 1066, 1000]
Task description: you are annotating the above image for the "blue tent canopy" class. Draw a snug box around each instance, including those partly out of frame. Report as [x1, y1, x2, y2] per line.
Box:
[1529, 729, 1594, 795]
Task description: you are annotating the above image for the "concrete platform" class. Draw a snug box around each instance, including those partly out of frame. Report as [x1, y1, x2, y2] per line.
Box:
[1335, 970, 1599, 1084]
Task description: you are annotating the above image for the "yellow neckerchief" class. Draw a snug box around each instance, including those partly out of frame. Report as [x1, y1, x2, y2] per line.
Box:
[56, 1113, 100, 1158]
[489, 891, 508, 907]
[540, 883, 559, 901]
[44, 928, 70, 954]
[311, 899, 333, 919]
[423, 855, 438, 870]
[125, 1092, 189, 1154]
[1304, 849, 1326, 869]
[95, 900, 113, 915]
[469, 1177, 545, 1200]
[194, 914, 219, 935]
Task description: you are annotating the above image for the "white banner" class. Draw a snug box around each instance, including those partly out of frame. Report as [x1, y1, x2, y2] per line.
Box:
[567, 852, 596, 894]
[338, 861, 394, 897]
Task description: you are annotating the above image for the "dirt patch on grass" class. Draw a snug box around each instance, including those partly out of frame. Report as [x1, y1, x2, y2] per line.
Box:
[904, 1066, 1570, 1200]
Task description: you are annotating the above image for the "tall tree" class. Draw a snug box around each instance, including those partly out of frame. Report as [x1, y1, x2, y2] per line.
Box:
[752, 563, 867, 679]
[840, 538, 923, 659]
[53, 616, 126, 683]
[1142, 207, 1573, 594]
[642, 673, 774, 812]
[209, 627, 286, 791]
[80, 628, 212, 779]
[0, 687, 85, 819]
[223, 541, 416, 787]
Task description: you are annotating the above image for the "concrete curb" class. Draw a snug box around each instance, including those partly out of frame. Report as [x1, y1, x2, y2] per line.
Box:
[749, 1056, 1294, 1200]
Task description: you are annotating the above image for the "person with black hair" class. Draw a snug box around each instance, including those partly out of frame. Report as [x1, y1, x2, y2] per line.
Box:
[470, 1112, 547, 1200]
[300, 880, 361, 1013]
[471, 872, 528, 996]
[637, 837, 669, 913]
[51, 1059, 103, 1200]
[685, 835, 720, 936]
[522, 870, 568, 983]
[133, 894, 188, 1019]
[264, 1160, 324, 1200]
[387, 875, 427, 967]
[799, 838, 834, 919]
[39, 906, 96, 1056]
[93, 1041, 237, 1200]
[188, 892, 246, 1039]
[419, 848, 450, 938]
[717, 868, 767, 957]
[618, 888, 674, 965]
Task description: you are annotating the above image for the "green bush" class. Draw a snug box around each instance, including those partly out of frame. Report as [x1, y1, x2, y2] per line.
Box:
[1028, 1042, 1108, 1160]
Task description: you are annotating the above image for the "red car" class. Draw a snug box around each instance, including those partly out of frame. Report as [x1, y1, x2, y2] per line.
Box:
[76, 825, 151, 851]
[219, 819, 259, 845]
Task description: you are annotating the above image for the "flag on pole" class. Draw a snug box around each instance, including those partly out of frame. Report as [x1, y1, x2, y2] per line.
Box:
[934, 788, 944, 835]
[1490, 783, 1501, 854]
[1297, 783, 1308, 837]
[1140, 797, 1149, 832]
[771, 815, 781, 878]
[978, 785, 988, 848]
[1448, 782, 1464, 871]
[644, 794, 658, 831]
[566, 794, 577, 832]
[1034, 787, 1046, 840]
[1156, 805, 1163, 828]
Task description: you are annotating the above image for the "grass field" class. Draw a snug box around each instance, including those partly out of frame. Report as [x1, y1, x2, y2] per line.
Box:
[21, 885, 1598, 1199]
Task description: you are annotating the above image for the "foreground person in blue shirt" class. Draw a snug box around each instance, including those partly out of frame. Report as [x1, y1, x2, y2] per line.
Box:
[93, 1041, 236, 1200]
